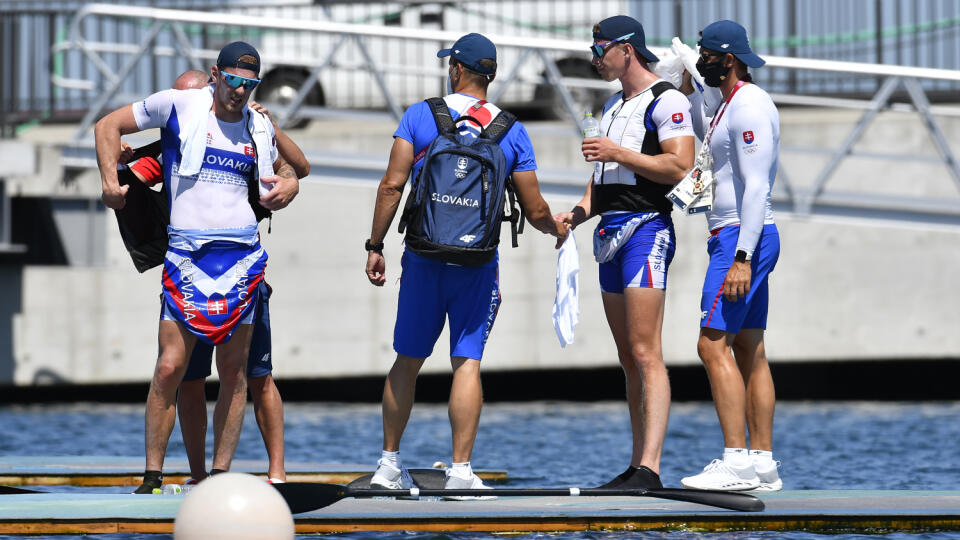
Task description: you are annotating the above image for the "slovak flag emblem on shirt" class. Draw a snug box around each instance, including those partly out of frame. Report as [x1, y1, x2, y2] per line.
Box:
[244, 145, 255, 157]
[672, 112, 684, 124]
[207, 298, 227, 315]
[743, 131, 755, 143]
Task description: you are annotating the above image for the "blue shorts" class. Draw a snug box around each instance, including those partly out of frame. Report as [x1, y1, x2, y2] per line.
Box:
[598, 213, 676, 293]
[700, 224, 780, 333]
[393, 250, 501, 360]
[182, 281, 273, 381]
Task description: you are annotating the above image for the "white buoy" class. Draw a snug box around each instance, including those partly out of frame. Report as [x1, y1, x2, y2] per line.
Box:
[174, 472, 294, 540]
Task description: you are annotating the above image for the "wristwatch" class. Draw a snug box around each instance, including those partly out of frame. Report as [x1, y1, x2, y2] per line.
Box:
[734, 249, 751, 263]
[365, 239, 384, 253]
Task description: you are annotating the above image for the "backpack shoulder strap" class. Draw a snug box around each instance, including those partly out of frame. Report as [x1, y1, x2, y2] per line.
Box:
[481, 108, 517, 143]
[425, 97, 456, 134]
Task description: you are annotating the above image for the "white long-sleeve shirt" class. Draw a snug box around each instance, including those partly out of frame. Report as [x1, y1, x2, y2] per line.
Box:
[689, 83, 779, 257]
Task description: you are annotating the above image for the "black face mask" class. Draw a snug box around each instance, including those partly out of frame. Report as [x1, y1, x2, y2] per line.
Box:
[696, 59, 730, 87]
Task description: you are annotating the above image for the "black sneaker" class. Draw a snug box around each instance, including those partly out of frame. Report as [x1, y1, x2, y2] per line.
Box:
[620, 465, 663, 489]
[133, 470, 162, 494]
[597, 466, 635, 489]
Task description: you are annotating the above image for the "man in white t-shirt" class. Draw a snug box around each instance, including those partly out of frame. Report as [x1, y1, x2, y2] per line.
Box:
[95, 41, 299, 493]
[555, 15, 694, 489]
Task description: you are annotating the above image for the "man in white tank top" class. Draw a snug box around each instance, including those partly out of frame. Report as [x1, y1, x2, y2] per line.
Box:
[555, 15, 695, 490]
[678, 20, 783, 492]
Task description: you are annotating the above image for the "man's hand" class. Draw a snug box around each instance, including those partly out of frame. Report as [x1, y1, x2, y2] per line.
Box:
[102, 183, 130, 210]
[551, 217, 571, 249]
[259, 175, 299, 210]
[722, 261, 752, 302]
[366, 251, 386, 286]
[119, 141, 134, 164]
[248, 100, 275, 125]
[582, 137, 621, 163]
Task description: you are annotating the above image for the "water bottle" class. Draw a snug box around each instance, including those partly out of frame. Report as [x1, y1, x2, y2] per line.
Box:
[161, 484, 183, 495]
[582, 111, 600, 138]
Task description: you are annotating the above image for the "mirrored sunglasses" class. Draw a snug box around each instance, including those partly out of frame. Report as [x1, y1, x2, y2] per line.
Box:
[222, 72, 261, 90]
[590, 32, 635, 58]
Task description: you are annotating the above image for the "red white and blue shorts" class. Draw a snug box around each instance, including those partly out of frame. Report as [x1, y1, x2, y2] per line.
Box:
[700, 224, 780, 333]
[598, 212, 676, 293]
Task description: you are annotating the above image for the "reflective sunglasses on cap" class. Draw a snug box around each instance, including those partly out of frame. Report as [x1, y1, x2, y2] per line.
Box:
[221, 72, 261, 90]
[590, 32, 635, 58]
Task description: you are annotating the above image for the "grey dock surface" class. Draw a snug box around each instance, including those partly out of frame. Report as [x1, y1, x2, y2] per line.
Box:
[0, 456, 505, 486]
[0, 490, 958, 534]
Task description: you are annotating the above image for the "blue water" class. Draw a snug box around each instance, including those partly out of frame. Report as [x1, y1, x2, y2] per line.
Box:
[1, 400, 959, 539]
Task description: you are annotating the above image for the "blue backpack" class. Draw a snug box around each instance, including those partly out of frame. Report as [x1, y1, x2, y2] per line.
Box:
[399, 97, 524, 266]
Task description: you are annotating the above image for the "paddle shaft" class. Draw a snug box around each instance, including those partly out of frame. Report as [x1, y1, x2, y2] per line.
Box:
[350, 487, 763, 512]
[274, 483, 764, 513]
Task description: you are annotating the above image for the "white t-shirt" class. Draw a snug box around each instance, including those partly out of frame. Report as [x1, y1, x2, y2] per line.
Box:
[132, 88, 278, 231]
[593, 81, 695, 188]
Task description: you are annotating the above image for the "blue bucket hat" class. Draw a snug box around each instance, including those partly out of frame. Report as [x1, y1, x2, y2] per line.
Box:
[698, 20, 765, 68]
[437, 33, 497, 75]
[217, 41, 261, 75]
[593, 15, 658, 63]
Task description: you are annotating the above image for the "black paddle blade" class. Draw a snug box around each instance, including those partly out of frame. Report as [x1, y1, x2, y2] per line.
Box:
[645, 488, 765, 512]
[347, 468, 447, 489]
[273, 482, 347, 514]
[0, 485, 44, 495]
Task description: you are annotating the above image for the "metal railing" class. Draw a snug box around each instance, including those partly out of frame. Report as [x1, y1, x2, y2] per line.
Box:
[50, 3, 960, 225]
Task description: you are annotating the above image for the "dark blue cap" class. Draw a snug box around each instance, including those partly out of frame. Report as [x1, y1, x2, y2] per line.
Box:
[698, 20, 765, 68]
[593, 15, 658, 63]
[216, 41, 261, 75]
[437, 33, 497, 75]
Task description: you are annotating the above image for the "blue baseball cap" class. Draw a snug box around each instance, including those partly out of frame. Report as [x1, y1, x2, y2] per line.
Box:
[437, 33, 497, 75]
[593, 15, 658, 63]
[698, 20, 765, 68]
[217, 41, 261, 75]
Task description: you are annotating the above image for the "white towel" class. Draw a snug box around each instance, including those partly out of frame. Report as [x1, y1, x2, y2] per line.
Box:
[552, 233, 580, 348]
[177, 87, 276, 194]
[671, 37, 723, 115]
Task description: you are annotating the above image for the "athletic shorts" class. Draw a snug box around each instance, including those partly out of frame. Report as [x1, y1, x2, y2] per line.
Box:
[598, 213, 676, 293]
[700, 224, 780, 333]
[393, 250, 501, 360]
[160, 240, 266, 345]
[181, 280, 273, 382]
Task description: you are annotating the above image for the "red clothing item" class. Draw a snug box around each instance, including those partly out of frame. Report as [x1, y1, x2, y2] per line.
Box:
[130, 156, 162, 186]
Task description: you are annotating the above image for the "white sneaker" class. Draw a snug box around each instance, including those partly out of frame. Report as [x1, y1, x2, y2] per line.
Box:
[370, 459, 415, 490]
[752, 460, 783, 491]
[443, 470, 496, 501]
[681, 459, 761, 491]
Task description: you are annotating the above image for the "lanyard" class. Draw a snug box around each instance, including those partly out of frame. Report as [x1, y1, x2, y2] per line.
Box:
[704, 80, 747, 146]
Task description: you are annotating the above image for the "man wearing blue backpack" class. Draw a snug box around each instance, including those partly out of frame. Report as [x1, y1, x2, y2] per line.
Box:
[364, 33, 568, 497]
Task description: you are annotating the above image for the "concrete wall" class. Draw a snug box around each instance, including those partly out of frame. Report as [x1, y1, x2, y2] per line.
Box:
[6, 108, 960, 385]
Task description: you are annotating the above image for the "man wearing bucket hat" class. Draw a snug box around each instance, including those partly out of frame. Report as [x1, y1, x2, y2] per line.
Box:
[554, 15, 695, 490]
[677, 20, 783, 492]
[364, 32, 567, 497]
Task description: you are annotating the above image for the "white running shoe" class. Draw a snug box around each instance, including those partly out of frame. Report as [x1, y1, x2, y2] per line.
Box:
[681, 459, 761, 491]
[443, 470, 497, 501]
[752, 460, 783, 491]
[370, 459, 415, 490]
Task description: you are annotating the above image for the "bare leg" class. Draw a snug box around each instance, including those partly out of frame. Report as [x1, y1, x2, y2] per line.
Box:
[602, 288, 670, 473]
[697, 327, 747, 449]
[249, 374, 285, 480]
[177, 379, 208, 480]
[448, 357, 483, 463]
[381, 354, 425, 452]
[145, 321, 195, 471]
[210, 324, 253, 471]
[732, 329, 775, 450]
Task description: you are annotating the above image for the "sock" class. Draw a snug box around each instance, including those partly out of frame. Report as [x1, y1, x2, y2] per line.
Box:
[380, 450, 401, 469]
[723, 448, 752, 468]
[750, 449, 775, 469]
[142, 470, 162, 487]
[451, 461, 473, 477]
